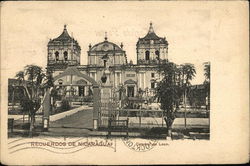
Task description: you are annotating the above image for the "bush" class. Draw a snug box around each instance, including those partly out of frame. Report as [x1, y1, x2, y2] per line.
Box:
[61, 99, 70, 111]
[128, 111, 137, 117]
[21, 123, 31, 130]
[141, 127, 168, 138]
[83, 96, 93, 102]
[149, 127, 168, 135]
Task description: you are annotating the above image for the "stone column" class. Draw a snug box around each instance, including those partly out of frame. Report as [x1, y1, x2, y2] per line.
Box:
[43, 88, 51, 131]
[93, 85, 100, 130]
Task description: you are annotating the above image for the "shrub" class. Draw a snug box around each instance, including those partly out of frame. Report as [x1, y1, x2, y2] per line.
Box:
[83, 96, 93, 102]
[149, 127, 168, 135]
[61, 99, 70, 111]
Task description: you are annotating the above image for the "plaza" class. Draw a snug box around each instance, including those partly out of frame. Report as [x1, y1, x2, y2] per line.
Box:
[8, 22, 210, 139]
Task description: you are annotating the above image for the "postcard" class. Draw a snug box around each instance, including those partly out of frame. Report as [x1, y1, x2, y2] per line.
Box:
[1, 1, 249, 165]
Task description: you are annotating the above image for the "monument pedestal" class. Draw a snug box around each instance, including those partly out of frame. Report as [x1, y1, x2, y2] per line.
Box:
[99, 80, 114, 127]
[42, 88, 51, 131]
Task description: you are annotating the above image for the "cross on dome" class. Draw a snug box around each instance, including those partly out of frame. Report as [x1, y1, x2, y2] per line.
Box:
[148, 21, 154, 33]
[104, 32, 108, 41]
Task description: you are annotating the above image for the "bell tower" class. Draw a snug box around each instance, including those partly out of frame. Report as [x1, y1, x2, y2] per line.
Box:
[47, 25, 81, 71]
[136, 22, 168, 65]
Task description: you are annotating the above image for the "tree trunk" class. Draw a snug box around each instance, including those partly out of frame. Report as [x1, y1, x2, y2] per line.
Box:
[23, 112, 25, 123]
[184, 89, 187, 129]
[29, 114, 35, 137]
[164, 116, 174, 137]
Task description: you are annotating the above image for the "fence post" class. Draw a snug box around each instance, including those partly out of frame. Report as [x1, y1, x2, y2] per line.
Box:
[162, 111, 164, 127]
[184, 89, 187, 129]
[126, 118, 129, 138]
[43, 88, 51, 132]
[93, 86, 100, 130]
[139, 109, 142, 127]
[108, 119, 111, 137]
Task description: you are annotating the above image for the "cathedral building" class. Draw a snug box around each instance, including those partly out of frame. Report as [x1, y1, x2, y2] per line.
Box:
[47, 23, 168, 98]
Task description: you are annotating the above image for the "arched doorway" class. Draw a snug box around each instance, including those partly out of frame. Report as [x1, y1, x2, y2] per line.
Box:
[76, 79, 87, 97]
[124, 79, 137, 98]
[145, 50, 150, 61]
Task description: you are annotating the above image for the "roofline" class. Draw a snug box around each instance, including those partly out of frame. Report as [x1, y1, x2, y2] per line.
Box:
[89, 40, 123, 52]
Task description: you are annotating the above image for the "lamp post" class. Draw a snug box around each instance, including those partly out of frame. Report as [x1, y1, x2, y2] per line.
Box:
[139, 89, 143, 128]
[69, 74, 73, 107]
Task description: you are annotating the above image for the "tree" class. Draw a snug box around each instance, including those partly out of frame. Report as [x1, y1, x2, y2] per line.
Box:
[156, 62, 181, 136]
[181, 63, 196, 86]
[25, 65, 44, 99]
[203, 62, 210, 110]
[43, 70, 54, 89]
[15, 70, 28, 123]
[18, 65, 48, 137]
[156, 61, 196, 136]
[180, 63, 196, 128]
[204, 62, 210, 83]
[15, 71, 25, 85]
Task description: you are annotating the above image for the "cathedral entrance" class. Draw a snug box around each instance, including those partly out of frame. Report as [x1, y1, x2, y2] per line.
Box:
[127, 86, 135, 97]
[124, 79, 137, 98]
[78, 86, 85, 96]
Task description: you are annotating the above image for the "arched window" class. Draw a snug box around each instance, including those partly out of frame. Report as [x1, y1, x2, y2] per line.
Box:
[58, 79, 63, 88]
[55, 51, 59, 61]
[64, 51, 68, 61]
[155, 50, 160, 60]
[104, 59, 107, 68]
[151, 82, 155, 89]
[58, 79, 63, 84]
[145, 51, 150, 60]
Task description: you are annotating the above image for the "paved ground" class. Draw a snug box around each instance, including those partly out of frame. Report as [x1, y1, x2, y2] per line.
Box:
[50, 109, 93, 129]
[41, 109, 209, 137]
[9, 107, 209, 138]
[49, 109, 209, 129]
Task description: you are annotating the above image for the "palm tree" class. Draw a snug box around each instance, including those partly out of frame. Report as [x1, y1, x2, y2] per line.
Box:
[175, 66, 182, 86]
[182, 63, 196, 86]
[204, 62, 210, 83]
[15, 71, 27, 123]
[15, 70, 32, 99]
[25, 65, 43, 99]
[180, 63, 196, 128]
[203, 62, 210, 111]
[14, 71, 25, 103]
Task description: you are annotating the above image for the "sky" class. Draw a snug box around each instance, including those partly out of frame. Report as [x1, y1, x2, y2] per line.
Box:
[1, 1, 211, 84]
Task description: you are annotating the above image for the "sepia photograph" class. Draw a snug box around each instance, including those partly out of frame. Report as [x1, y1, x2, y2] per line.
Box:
[1, 1, 248, 165]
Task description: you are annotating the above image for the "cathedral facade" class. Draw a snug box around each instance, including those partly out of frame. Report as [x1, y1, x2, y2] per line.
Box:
[47, 23, 168, 98]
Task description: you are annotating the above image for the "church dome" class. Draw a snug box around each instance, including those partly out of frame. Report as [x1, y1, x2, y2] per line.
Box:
[90, 35, 123, 52]
[90, 41, 122, 52]
[88, 33, 127, 66]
